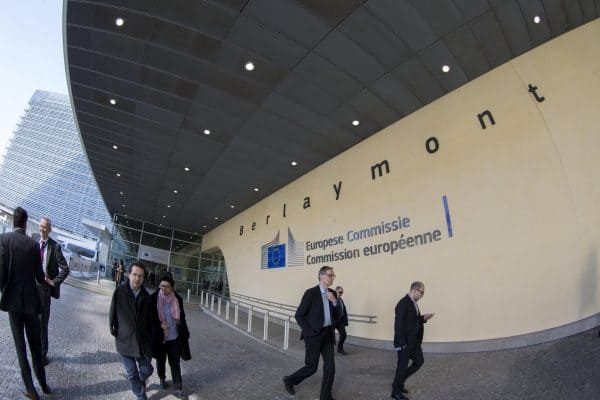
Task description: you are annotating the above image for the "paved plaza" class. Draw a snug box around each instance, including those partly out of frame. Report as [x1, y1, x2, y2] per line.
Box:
[1, 284, 599, 400]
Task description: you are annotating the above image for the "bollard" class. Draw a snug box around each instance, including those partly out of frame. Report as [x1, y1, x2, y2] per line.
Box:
[234, 303, 239, 326]
[187, 288, 190, 303]
[283, 319, 290, 350]
[225, 300, 230, 320]
[211, 295, 215, 312]
[247, 308, 253, 333]
[217, 297, 221, 315]
[263, 312, 269, 341]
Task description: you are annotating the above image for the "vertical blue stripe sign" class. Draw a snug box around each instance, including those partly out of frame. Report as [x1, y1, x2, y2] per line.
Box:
[442, 195, 453, 238]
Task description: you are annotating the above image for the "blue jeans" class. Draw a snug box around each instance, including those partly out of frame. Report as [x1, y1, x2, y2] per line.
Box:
[121, 355, 154, 399]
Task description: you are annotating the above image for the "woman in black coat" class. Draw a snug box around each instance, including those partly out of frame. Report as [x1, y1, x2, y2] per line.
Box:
[148, 275, 190, 395]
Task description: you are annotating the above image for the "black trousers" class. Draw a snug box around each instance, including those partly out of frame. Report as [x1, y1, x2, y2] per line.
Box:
[8, 311, 47, 391]
[391, 341, 424, 396]
[287, 327, 336, 400]
[155, 339, 182, 388]
[335, 323, 347, 351]
[38, 288, 51, 359]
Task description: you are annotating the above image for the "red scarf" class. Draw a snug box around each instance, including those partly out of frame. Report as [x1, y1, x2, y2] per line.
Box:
[158, 289, 180, 326]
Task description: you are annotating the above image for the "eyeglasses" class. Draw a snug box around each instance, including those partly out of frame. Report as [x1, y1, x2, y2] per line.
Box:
[326, 273, 336, 278]
[416, 288, 424, 294]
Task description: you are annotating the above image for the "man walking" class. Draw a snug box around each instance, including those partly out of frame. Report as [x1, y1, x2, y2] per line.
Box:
[0, 207, 53, 399]
[391, 281, 435, 400]
[283, 266, 342, 400]
[36, 217, 70, 365]
[334, 286, 349, 355]
[109, 261, 153, 400]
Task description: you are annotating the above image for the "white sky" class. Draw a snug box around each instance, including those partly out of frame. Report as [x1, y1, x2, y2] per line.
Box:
[0, 1, 68, 164]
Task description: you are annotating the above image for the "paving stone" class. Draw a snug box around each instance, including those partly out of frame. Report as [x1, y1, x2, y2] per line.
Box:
[1, 285, 599, 399]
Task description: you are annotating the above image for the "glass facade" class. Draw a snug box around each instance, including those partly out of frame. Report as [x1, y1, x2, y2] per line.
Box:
[109, 214, 229, 296]
[0, 90, 112, 237]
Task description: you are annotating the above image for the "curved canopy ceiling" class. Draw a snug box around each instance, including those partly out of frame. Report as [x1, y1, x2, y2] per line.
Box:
[65, 0, 599, 232]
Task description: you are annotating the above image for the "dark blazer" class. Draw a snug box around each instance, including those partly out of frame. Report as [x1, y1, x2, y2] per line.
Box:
[109, 283, 152, 358]
[148, 290, 190, 360]
[42, 237, 69, 299]
[336, 298, 349, 327]
[295, 285, 342, 338]
[0, 228, 48, 314]
[393, 294, 426, 348]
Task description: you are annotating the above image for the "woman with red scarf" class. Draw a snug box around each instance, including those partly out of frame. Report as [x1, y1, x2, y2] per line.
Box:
[149, 275, 190, 396]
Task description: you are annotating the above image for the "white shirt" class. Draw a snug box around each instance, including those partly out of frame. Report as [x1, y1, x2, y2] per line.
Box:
[40, 240, 48, 275]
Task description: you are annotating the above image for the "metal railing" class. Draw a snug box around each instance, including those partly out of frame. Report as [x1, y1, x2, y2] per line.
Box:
[199, 290, 377, 351]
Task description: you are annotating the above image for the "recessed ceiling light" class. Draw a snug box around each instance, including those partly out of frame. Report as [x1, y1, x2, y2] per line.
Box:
[203, 129, 211, 135]
[119, 191, 124, 195]
[162, 215, 166, 218]
[116, 172, 121, 177]
[110, 99, 117, 105]
[214, 217, 219, 220]
[115, 17, 124, 27]
[173, 189, 178, 194]
[159, 223, 162, 226]
[254, 187, 259, 192]
[442, 65, 450, 73]
[122, 204, 126, 207]
[112, 145, 118, 150]
[352, 120, 360, 126]
[290, 161, 298, 166]
[203, 225, 207, 228]
[167, 205, 171, 208]
[184, 167, 190, 171]
[533, 15, 541, 24]
[230, 205, 235, 209]
[245, 61, 255, 71]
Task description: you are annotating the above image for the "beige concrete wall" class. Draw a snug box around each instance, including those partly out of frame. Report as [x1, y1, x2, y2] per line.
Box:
[202, 20, 600, 343]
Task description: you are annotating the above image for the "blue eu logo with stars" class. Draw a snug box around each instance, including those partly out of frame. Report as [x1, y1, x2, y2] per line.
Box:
[267, 244, 286, 268]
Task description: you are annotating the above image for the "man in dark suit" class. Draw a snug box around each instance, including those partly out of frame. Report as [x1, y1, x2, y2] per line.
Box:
[391, 281, 435, 400]
[109, 261, 153, 400]
[0, 207, 53, 399]
[35, 217, 70, 366]
[283, 265, 342, 400]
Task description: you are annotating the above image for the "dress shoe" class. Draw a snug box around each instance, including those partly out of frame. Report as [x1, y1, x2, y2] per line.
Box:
[391, 394, 409, 400]
[42, 357, 50, 366]
[401, 387, 409, 394]
[41, 383, 53, 394]
[282, 376, 295, 395]
[160, 378, 169, 389]
[21, 390, 40, 400]
[337, 349, 347, 355]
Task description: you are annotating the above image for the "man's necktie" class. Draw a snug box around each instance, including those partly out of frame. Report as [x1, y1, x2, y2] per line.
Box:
[40, 241, 47, 262]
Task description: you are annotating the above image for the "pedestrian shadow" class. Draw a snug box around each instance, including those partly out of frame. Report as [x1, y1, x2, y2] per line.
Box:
[51, 350, 121, 365]
[50, 379, 130, 398]
[145, 371, 224, 400]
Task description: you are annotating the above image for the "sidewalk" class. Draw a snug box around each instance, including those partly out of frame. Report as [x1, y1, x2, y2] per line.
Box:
[0, 284, 599, 399]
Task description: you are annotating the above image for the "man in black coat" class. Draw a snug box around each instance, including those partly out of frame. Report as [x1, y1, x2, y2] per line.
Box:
[283, 265, 342, 400]
[35, 217, 70, 365]
[0, 207, 53, 399]
[391, 281, 435, 400]
[334, 286, 349, 355]
[109, 261, 153, 400]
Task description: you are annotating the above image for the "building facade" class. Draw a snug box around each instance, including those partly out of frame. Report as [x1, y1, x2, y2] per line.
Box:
[109, 214, 227, 294]
[0, 90, 111, 237]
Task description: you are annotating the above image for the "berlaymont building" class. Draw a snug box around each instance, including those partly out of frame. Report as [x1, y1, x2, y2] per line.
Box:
[64, 0, 600, 351]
